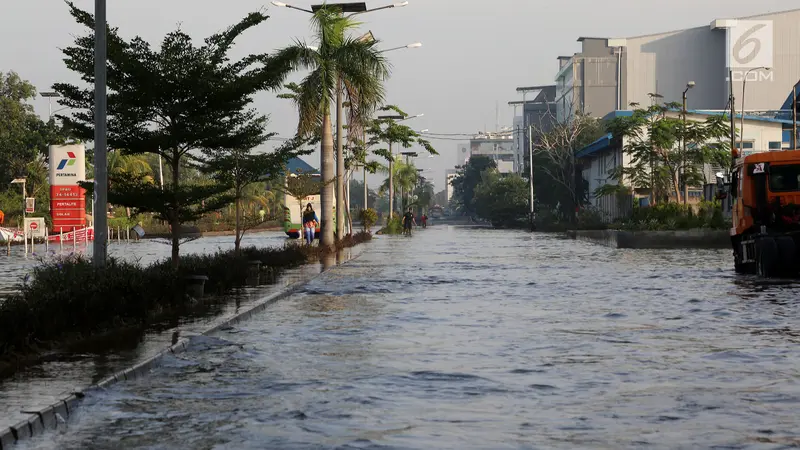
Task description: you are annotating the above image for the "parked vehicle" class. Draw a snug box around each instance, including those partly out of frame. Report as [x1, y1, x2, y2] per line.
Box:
[730, 151, 800, 276]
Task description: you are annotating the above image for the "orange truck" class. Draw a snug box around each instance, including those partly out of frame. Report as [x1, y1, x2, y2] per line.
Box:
[730, 151, 800, 276]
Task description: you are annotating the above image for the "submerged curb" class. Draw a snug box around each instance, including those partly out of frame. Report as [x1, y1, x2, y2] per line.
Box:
[0, 248, 363, 448]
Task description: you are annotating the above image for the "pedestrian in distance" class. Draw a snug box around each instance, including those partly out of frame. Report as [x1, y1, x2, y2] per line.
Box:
[302, 203, 319, 245]
[402, 207, 416, 236]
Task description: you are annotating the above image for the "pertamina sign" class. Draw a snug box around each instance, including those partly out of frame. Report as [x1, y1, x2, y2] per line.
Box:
[49, 144, 87, 231]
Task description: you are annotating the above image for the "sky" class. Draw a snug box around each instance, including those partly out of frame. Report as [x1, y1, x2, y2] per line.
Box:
[0, 0, 794, 191]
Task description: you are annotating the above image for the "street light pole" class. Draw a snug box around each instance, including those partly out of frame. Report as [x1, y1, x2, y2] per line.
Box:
[740, 67, 770, 155]
[93, 0, 108, 268]
[528, 124, 534, 231]
[682, 81, 695, 205]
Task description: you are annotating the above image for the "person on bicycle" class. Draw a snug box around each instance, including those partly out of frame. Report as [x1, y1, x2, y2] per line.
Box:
[402, 208, 416, 235]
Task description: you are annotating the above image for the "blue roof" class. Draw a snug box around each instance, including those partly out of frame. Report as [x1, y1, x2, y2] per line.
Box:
[602, 110, 634, 121]
[285, 157, 318, 175]
[689, 109, 794, 125]
[576, 133, 613, 159]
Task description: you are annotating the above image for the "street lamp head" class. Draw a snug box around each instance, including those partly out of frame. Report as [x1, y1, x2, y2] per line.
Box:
[418, 129, 429, 133]
[394, 1, 409, 7]
[406, 42, 422, 49]
[687, 81, 696, 89]
[271, 1, 288, 6]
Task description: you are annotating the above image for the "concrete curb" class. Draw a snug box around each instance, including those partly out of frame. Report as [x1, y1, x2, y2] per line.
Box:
[0, 249, 363, 448]
[566, 229, 730, 249]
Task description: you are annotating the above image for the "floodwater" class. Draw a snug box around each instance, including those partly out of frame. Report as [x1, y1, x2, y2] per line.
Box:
[0, 231, 289, 297]
[18, 227, 800, 449]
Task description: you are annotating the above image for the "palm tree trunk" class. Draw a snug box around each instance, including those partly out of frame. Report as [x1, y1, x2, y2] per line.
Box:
[320, 113, 335, 248]
[234, 190, 242, 253]
[335, 77, 345, 241]
[170, 157, 180, 269]
[388, 142, 393, 221]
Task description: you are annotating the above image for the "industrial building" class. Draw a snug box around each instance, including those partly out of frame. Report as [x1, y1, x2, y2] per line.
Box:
[553, 8, 800, 121]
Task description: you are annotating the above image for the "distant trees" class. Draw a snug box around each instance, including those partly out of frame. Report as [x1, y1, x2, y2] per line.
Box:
[473, 172, 529, 228]
[449, 155, 497, 217]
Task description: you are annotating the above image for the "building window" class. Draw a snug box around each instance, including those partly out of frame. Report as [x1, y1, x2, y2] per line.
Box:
[735, 141, 754, 150]
[769, 141, 782, 150]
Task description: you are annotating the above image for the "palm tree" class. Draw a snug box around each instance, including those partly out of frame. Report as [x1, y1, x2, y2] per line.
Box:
[378, 161, 418, 210]
[274, 7, 390, 248]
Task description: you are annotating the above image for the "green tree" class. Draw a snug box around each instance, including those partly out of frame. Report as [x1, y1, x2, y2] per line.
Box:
[366, 105, 437, 216]
[600, 101, 730, 204]
[0, 71, 66, 187]
[531, 112, 604, 221]
[56, 4, 284, 267]
[203, 139, 308, 252]
[450, 155, 497, 216]
[473, 171, 529, 228]
[274, 7, 390, 248]
[378, 160, 419, 210]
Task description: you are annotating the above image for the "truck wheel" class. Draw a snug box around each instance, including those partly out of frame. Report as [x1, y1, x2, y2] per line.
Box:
[733, 236, 753, 274]
[756, 237, 778, 278]
[775, 236, 796, 275]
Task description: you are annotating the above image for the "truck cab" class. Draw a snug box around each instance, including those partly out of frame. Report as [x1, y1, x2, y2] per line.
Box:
[730, 151, 800, 276]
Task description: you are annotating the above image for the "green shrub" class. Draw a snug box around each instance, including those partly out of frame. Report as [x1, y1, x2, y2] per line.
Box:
[382, 216, 404, 235]
[359, 208, 378, 232]
[612, 201, 727, 231]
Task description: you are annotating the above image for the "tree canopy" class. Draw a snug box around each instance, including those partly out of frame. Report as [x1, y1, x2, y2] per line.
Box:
[56, 3, 294, 266]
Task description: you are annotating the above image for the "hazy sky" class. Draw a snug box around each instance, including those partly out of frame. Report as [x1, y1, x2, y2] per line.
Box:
[1, 0, 794, 190]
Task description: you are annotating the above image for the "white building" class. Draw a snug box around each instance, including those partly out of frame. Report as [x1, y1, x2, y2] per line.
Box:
[445, 169, 458, 204]
[577, 110, 791, 220]
[468, 129, 516, 173]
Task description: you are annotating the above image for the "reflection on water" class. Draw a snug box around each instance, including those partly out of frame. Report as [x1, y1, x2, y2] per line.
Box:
[18, 227, 800, 449]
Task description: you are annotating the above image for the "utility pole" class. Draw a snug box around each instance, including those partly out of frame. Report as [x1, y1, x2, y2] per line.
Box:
[729, 69, 737, 164]
[93, 0, 108, 268]
[529, 124, 535, 231]
[794, 83, 798, 150]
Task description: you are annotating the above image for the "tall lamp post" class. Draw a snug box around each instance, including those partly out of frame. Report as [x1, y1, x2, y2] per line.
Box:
[681, 81, 695, 205]
[376, 113, 422, 218]
[399, 151, 418, 211]
[40, 91, 61, 120]
[516, 86, 546, 231]
[740, 67, 770, 154]
[93, 0, 108, 268]
[271, 1, 408, 240]
[353, 43, 421, 219]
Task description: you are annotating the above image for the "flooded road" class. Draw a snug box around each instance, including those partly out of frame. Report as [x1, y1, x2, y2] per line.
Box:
[20, 227, 800, 449]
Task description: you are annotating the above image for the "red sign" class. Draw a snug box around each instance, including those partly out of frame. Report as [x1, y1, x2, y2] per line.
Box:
[53, 200, 82, 209]
[52, 209, 86, 219]
[50, 185, 85, 199]
[52, 220, 85, 230]
[29, 222, 38, 230]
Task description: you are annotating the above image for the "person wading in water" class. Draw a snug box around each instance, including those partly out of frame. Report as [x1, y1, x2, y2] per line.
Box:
[402, 207, 416, 236]
[302, 203, 319, 245]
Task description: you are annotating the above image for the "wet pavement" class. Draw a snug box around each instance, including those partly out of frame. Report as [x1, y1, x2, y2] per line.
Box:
[15, 226, 800, 449]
